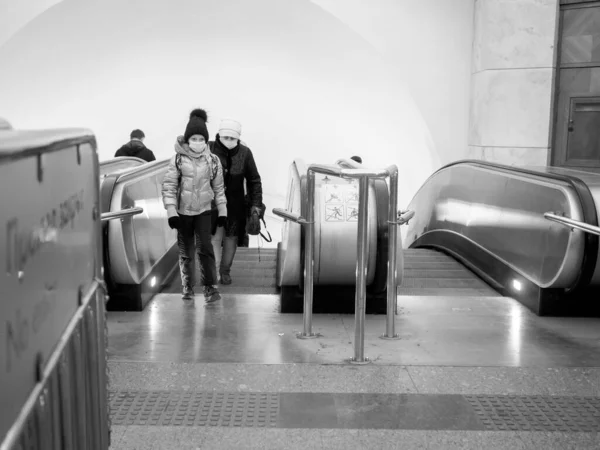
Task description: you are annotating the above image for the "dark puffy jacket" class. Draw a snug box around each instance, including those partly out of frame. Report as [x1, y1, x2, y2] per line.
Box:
[210, 136, 262, 235]
[115, 140, 156, 162]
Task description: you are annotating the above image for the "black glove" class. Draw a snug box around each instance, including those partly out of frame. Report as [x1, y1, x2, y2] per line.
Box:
[168, 216, 181, 230]
[217, 216, 228, 228]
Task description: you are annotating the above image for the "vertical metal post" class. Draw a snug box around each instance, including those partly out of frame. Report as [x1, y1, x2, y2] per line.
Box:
[351, 176, 370, 363]
[381, 167, 401, 339]
[298, 170, 317, 339]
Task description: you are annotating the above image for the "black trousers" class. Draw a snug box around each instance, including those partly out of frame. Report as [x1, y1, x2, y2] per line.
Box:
[177, 211, 217, 288]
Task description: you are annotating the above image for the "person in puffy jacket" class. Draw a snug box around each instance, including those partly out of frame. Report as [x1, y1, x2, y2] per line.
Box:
[161, 109, 227, 303]
[114, 129, 156, 162]
[210, 119, 263, 285]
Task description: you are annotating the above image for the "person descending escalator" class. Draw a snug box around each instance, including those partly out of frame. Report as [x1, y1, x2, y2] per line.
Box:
[209, 119, 263, 285]
[161, 109, 228, 303]
[114, 129, 156, 162]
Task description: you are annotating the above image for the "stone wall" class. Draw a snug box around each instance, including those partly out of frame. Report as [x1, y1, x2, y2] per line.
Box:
[468, 0, 559, 166]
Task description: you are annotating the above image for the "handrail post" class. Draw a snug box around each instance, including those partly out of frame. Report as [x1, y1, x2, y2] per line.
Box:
[350, 175, 370, 363]
[381, 167, 401, 340]
[297, 170, 317, 339]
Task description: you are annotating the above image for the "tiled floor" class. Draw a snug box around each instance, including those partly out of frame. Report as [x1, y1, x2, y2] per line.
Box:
[107, 291, 600, 449]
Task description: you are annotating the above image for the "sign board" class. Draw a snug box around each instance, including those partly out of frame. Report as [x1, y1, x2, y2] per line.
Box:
[0, 139, 98, 442]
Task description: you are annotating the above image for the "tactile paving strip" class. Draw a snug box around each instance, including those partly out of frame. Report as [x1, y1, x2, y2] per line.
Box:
[109, 391, 279, 427]
[465, 395, 600, 432]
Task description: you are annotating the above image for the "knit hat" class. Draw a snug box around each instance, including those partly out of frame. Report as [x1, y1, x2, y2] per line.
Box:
[184, 109, 209, 143]
[218, 119, 242, 139]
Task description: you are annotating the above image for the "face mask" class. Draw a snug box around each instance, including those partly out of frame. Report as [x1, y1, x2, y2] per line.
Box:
[220, 137, 238, 150]
[188, 141, 206, 153]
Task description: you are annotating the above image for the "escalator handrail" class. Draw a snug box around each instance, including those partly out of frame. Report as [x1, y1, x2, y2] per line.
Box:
[112, 157, 170, 182]
[101, 207, 144, 222]
[544, 212, 600, 236]
[408, 159, 599, 293]
[100, 156, 146, 166]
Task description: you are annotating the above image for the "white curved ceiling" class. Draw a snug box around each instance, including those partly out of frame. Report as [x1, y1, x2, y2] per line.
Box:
[0, 0, 445, 208]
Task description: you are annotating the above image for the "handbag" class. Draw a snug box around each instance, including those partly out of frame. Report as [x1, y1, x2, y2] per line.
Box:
[245, 197, 272, 242]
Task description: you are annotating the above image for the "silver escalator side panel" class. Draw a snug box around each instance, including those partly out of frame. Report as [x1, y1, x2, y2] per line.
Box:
[99, 157, 146, 177]
[528, 166, 600, 285]
[107, 159, 176, 285]
[278, 160, 305, 287]
[278, 158, 387, 288]
[314, 175, 377, 285]
[402, 162, 587, 290]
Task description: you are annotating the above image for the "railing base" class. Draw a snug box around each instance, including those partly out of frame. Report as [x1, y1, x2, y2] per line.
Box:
[349, 357, 370, 365]
[296, 332, 320, 340]
[379, 334, 401, 340]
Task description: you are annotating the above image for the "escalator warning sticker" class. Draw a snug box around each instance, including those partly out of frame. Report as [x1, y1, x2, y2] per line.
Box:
[324, 186, 344, 204]
[324, 184, 360, 222]
[325, 204, 344, 222]
[346, 205, 359, 222]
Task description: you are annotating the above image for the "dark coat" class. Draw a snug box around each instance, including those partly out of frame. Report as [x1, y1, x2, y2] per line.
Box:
[209, 136, 263, 237]
[115, 140, 156, 162]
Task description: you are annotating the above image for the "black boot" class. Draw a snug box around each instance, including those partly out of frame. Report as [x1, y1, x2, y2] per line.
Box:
[182, 285, 194, 300]
[203, 285, 221, 303]
[220, 272, 232, 285]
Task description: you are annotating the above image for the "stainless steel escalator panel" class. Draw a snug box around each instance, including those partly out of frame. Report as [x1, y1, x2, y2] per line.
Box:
[522, 166, 600, 285]
[99, 157, 146, 177]
[107, 159, 175, 285]
[278, 160, 304, 287]
[402, 163, 586, 289]
[314, 176, 377, 285]
[278, 159, 380, 287]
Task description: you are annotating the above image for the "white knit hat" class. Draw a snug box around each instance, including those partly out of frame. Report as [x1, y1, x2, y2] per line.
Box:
[218, 119, 242, 139]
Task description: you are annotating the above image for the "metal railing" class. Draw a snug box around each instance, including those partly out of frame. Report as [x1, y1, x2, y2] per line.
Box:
[101, 206, 143, 222]
[274, 162, 408, 364]
[544, 212, 600, 236]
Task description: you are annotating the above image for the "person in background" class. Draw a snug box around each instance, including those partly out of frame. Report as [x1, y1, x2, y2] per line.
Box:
[161, 109, 227, 303]
[350, 155, 362, 164]
[210, 119, 263, 285]
[115, 129, 156, 162]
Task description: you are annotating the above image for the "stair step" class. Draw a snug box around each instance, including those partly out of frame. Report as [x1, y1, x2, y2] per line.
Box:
[231, 261, 277, 270]
[235, 249, 277, 256]
[404, 269, 476, 279]
[400, 278, 489, 289]
[404, 262, 465, 270]
[224, 276, 278, 287]
[404, 255, 455, 262]
[229, 267, 278, 277]
[232, 258, 277, 265]
[397, 287, 501, 296]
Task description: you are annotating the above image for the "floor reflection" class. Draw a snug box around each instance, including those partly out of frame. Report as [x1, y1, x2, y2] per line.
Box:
[107, 293, 600, 367]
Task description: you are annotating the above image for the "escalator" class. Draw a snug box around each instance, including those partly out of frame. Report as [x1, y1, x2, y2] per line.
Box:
[277, 158, 600, 317]
[400, 160, 600, 315]
[100, 155, 600, 317]
[399, 248, 500, 297]
[100, 158, 179, 311]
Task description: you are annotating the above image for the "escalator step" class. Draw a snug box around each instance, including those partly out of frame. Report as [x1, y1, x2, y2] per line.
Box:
[400, 278, 490, 289]
[234, 255, 277, 262]
[397, 287, 501, 296]
[404, 269, 477, 279]
[404, 262, 462, 269]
